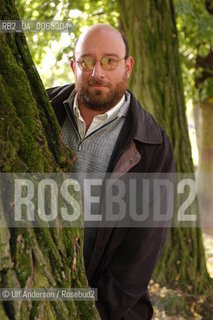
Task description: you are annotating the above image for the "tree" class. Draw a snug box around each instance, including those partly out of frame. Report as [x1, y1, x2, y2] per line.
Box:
[0, 0, 99, 319]
[117, 0, 211, 293]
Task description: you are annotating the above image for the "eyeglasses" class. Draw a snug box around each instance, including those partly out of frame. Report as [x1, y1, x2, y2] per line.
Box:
[75, 56, 126, 71]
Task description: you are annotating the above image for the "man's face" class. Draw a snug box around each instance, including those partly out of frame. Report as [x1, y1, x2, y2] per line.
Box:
[71, 27, 134, 111]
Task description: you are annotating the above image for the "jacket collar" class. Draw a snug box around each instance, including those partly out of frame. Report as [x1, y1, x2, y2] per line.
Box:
[49, 83, 75, 104]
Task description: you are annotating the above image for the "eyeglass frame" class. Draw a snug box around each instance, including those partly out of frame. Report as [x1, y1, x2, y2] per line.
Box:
[73, 55, 128, 71]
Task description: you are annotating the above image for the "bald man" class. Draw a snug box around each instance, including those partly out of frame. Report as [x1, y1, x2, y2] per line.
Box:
[47, 24, 175, 320]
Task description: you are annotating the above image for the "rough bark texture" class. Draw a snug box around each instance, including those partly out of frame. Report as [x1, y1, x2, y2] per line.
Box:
[118, 0, 211, 293]
[0, 0, 99, 319]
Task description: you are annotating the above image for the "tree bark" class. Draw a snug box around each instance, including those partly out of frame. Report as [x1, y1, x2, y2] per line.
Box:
[195, 33, 213, 235]
[0, 0, 99, 319]
[196, 100, 213, 173]
[118, 0, 211, 293]
[195, 45, 213, 173]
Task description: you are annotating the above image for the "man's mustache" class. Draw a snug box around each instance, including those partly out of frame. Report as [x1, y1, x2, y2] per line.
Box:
[88, 79, 111, 87]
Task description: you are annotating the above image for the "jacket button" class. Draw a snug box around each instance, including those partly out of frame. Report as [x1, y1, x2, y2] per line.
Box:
[134, 155, 138, 161]
[129, 159, 133, 164]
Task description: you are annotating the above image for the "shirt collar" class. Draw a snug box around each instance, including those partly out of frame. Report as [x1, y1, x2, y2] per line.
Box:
[73, 94, 126, 123]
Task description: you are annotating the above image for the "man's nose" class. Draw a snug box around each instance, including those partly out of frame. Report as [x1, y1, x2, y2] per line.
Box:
[91, 61, 104, 78]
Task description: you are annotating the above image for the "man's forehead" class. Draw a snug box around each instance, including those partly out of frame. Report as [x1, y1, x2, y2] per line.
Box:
[75, 25, 125, 56]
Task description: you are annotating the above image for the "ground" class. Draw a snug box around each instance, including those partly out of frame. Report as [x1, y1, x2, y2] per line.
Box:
[150, 232, 213, 320]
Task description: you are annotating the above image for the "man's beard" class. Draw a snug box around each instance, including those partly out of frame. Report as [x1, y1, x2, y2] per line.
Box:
[76, 75, 128, 111]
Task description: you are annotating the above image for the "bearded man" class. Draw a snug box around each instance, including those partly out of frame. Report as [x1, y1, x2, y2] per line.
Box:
[47, 24, 175, 320]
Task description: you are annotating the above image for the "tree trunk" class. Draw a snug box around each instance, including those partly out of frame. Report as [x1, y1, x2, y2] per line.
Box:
[195, 40, 213, 234]
[196, 100, 213, 173]
[0, 1, 99, 319]
[118, 0, 211, 293]
[195, 46, 213, 174]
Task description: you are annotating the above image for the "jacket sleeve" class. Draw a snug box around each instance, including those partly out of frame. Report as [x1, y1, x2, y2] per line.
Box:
[94, 132, 175, 320]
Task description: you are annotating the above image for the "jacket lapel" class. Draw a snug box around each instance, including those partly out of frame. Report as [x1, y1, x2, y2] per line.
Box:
[111, 141, 141, 180]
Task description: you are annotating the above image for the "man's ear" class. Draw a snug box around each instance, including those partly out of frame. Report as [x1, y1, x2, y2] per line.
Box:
[125, 56, 134, 78]
[70, 58, 75, 74]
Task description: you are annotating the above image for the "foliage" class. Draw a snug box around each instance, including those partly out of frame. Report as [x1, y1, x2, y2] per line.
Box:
[175, 0, 213, 101]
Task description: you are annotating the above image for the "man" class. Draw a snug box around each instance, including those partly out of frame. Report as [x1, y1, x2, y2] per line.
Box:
[47, 24, 175, 320]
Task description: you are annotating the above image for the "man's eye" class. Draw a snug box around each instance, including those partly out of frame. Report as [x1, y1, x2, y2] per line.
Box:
[81, 61, 87, 67]
[82, 59, 93, 67]
[83, 59, 92, 66]
[104, 57, 116, 65]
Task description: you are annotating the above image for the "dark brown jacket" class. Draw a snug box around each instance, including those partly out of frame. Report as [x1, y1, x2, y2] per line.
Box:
[47, 84, 175, 320]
